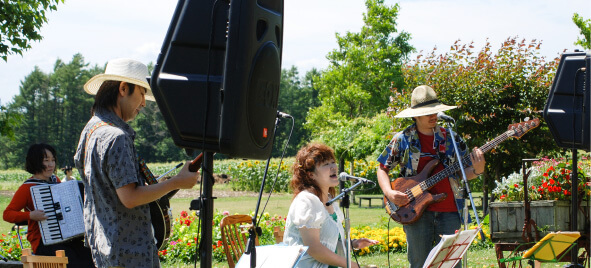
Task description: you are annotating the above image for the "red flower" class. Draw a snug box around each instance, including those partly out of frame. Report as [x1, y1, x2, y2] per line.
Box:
[531, 185, 535, 190]
[181, 211, 188, 218]
[543, 173, 548, 177]
[549, 179, 555, 185]
[217, 240, 223, 247]
[514, 184, 519, 188]
[185, 219, 192, 226]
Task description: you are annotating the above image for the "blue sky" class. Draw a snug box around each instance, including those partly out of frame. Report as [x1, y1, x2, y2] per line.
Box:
[0, 0, 589, 105]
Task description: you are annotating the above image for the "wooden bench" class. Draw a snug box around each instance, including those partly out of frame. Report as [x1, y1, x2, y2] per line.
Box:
[357, 196, 384, 208]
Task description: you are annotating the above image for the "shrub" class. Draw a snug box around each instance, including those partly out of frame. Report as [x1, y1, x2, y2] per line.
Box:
[227, 159, 293, 193]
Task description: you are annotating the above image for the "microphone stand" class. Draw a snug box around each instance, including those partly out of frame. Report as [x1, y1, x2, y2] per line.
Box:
[445, 121, 485, 268]
[326, 180, 366, 268]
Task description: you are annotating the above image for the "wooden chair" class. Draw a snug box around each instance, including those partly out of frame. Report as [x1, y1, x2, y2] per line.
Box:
[220, 215, 259, 268]
[273, 226, 284, 244]
[21, 248, 68, 268]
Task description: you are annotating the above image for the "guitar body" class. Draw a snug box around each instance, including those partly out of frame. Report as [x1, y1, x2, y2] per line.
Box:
[150, 189, 179, 250]
[384, 160, 447, 225]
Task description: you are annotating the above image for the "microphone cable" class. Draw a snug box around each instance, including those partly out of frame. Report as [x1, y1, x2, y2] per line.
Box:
[256, 114, 295, 226]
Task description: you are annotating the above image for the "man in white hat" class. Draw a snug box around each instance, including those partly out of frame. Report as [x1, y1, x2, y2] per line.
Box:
[376, 85, 485, 268]
[74, 58, 199, 268]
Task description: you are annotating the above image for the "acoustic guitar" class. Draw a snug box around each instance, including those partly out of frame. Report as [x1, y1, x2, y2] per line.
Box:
[147, 153, 203, 250]
[384, 118, 540, 225]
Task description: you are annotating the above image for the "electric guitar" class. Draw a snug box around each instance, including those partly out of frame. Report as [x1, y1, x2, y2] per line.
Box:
[384, 118, 540, 225]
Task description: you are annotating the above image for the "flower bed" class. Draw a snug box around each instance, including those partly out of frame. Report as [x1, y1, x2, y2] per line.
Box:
[1, 210, 493, 263]
[492, 157, 591, 202]
[158, 210, 492, 262]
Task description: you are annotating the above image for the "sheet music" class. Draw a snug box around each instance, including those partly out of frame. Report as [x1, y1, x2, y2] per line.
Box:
[236, 245, 307, 268]
[423, 229, 479, 268]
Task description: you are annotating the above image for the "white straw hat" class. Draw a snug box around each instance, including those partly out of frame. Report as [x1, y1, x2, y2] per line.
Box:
[84, 58, 154, 102]
[395, 85, 456, 118]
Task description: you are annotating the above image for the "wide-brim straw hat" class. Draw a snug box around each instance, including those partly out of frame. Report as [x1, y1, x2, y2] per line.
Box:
[84, 58, 155, 102]
[395, 85, 457, 118]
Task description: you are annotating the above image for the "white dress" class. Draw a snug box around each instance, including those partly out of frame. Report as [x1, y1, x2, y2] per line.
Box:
[283, 190, 347, 268]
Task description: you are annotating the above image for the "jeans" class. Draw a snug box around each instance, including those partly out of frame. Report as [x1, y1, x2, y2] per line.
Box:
[403, 211, 461, 268]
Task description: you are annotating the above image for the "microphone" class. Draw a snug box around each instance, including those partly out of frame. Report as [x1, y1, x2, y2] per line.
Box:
[277, 111, 293, 118]
[339, 172, 372, 184]
[437, 112, 455, 122]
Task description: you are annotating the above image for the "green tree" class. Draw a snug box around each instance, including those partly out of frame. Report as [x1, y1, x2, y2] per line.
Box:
[0, 0, 64, 61]
[306, 0, 413, 160]
[401, 37, 560, 201]
[3, 54, 98, 169]
[573, 13, 591, 50]
[131, 101, 186, 163]
[273, 67, 321, 157]
[0, 105, 22, 139]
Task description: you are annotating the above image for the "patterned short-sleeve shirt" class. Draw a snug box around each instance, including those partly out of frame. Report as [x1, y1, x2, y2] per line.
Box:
[376, 123, 470, 200]
[74, 110, 159, 268]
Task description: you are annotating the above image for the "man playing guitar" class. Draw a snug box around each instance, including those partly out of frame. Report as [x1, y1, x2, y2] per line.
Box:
[376, 85, 485, 268]
[74, 58, 199, 268]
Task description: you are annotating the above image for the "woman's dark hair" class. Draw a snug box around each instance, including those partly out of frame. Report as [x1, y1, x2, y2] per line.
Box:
[25, 143, 57, 175]
[290, 143, 336, 199]
[91, 80, 136, 115]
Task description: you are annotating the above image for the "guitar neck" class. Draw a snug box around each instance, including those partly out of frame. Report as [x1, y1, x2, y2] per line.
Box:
[422, 130, 511, 189]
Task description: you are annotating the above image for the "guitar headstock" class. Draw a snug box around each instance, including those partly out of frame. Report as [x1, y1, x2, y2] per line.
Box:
[507, 117, 540, 139]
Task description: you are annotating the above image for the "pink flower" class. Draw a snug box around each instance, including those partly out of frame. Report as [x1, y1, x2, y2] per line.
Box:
[223, 211, 230, 216]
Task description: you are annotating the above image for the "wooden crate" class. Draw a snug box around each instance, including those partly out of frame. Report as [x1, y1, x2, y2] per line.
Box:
[489, 200, 589, 243]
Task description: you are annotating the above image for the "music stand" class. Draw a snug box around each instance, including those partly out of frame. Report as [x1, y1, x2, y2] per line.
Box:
[423, 228, 480, 268]
[499, 232, 580, 265]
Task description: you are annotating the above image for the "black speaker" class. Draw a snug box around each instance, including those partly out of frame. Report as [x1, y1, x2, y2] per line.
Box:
[543, 51, 591, 151]
[150, 0, 283, 160]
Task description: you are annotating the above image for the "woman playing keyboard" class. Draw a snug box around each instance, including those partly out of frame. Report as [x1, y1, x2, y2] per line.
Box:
[2, 143, 94, 267]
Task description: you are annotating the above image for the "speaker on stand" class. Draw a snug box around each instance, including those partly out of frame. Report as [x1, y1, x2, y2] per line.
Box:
[149, 0, 284, 267]
[543, 50, 590, 267]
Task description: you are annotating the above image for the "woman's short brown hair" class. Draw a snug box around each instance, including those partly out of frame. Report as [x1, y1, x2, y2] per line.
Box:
[290, 143, 336, 199]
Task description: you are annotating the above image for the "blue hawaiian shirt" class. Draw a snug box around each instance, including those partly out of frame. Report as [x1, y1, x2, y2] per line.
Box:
[377, 123, 471, 200]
